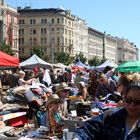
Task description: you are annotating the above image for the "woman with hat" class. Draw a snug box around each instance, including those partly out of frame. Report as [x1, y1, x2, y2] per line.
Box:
[73, 81, 140, 140]
[40, 94, 65, 137]
[55, 82, 71, 117]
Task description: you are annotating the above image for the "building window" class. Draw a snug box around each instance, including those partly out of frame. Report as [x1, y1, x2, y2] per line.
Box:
[57, 18, 59, 23]
[19, 19, 25, 24]
[57, 28, 59, 33]
[30, 19, 36, 24]
[52, 37, 55, 45]
[19, 38, 24, 45]
[68, 21, 71, 26]
[20, 48, 24, 55]
[41, 28, 46, 34]
[52, 18, 54, 24]
[61, 37, 64, 45]
[19, 29, 24, 35]
[44, 19, 47, 23]
[33, 19, 36, 24]
[30, 38, 36, 45]
[30, 19, 32, 24]
[57, 37, 60, 45]
[22, 20, 25, 24]
[19, 20, 21, 24]
[51, 28, 54, 34]
[61, 28, 64, 33]
[11, 17, 14, 23]
[61, 18, 64, 24]
[30, 28, 36, 34]
[41, 18, 47, 24]
[41, 37, 47, 45]
[41, 19, 43, 24]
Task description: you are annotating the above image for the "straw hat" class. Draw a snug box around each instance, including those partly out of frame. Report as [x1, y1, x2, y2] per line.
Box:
[46, 94, 62, 105]
[55, 82, 71, 94]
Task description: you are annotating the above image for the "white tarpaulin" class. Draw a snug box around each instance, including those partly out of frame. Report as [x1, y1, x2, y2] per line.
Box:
[20, 54, 52, 69]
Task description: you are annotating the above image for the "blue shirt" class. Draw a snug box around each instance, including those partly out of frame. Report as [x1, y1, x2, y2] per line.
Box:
[73, 108, 140, 140]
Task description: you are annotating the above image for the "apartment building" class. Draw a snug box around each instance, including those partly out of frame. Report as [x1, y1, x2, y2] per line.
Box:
[88, 27, 104, 60]
[18, 7, 75, 63]
[104, 34, 117, 63]
[117, 37, 139, 64]
[88, 28, 117, 62]
[5, 5, 19, 57]
[0, 0, 6, 44]
[73, 16, 88, 58]
[0, 0, 19, 57]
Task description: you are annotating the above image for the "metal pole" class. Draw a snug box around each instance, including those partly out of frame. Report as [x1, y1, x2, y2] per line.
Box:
[51, 38, 54, 63]
[103, 31, 106, 61]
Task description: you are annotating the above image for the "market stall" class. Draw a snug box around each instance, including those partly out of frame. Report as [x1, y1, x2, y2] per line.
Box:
[0, 51, 19, 69]
[20, 54, 52, 69]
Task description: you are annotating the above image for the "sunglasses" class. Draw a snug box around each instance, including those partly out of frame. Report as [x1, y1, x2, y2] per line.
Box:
[63, 89, 70, 92]
[123, 98, 140, 105]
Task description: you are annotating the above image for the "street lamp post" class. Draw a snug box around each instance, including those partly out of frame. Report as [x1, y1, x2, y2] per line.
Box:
[103, 31, 106, 61]
[47, 28, 54, 64]
[51, 37, 54, 64]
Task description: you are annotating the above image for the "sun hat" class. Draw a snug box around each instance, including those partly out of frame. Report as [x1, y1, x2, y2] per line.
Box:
[46, 94, 62, 105]
[55, 82, 71, 94]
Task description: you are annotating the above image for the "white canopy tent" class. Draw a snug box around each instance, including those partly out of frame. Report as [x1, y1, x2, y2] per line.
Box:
[74, 61, 91, 69]
[95, 60, 118, 71]
[52, 63, 68, 69]
[20, 54, 52, 69]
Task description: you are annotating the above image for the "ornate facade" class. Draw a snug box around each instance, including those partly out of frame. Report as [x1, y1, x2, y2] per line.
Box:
[18, 7, 74, 63]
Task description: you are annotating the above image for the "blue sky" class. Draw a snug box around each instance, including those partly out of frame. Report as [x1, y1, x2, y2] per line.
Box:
[6, 0, 140, 50]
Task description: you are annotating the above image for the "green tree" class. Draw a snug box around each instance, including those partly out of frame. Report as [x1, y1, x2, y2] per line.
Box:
[75, 52, 87, 64]
[88, 56, 103, 66]
[56, 52, 74, 65]
[32, 47, 44, 58]
[0, 41, 13, 55]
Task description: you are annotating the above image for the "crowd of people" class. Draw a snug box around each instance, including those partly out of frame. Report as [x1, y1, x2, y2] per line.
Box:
[0, 65, 140, 139]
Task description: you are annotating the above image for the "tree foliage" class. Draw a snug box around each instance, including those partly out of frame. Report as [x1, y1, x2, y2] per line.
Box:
[32, 47, 44, 58]
[56, 52, 75, 65]
[0, 41, 13, 55]
[75, 52, 87, 64]
[88, 56, 104, 66]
